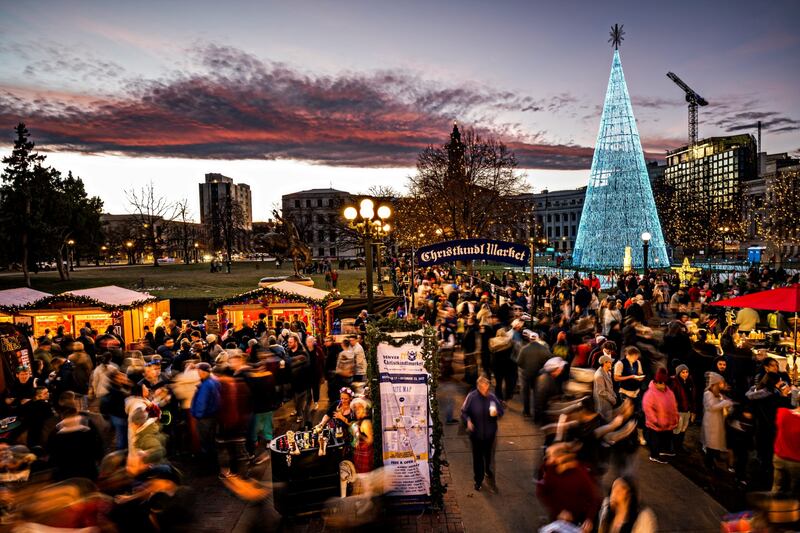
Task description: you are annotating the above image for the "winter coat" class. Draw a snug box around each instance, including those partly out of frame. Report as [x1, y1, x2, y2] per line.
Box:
[669, 375, 695, 413]
[593, 367, 616, 421]
[642, 381, 679, 431]
[516, 341, 552, 378]
[132, 418, 166, 465]
[190, 376, 221, 419]
[702, 390, 733, 451]
[460, 389, 504, 441]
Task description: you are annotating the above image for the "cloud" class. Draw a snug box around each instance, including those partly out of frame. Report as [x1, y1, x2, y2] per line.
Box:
[3, 41, 125, 85]
[632, 96, 682, 110]
[711, 109, 800, 134]
[0, 44, 595, 170]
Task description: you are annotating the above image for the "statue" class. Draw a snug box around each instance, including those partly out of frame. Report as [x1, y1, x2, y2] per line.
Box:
[254, 210, 313, 276]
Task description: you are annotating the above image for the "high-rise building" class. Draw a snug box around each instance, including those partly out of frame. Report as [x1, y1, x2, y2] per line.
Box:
[664, 135, 757, 213]
[573, 45, 668, 269]
[199, 173, 253, 230]
[199, 173, 253, 253]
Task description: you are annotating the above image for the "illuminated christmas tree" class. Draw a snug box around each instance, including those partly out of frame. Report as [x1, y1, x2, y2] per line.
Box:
[573, 26, 669, 269]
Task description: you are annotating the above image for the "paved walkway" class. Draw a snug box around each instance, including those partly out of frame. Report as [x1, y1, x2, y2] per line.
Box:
[189, 384, 465, 532]
[440, 367, 727, 533]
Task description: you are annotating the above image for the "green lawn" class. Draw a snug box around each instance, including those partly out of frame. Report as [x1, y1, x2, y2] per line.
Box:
[0, 262, 366, 299]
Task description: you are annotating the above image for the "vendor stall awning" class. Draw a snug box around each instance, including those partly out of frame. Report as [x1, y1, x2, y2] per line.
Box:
[63, 285, 156, 308]
[710, 284, 800, 313]
[0, 288, 52, 311]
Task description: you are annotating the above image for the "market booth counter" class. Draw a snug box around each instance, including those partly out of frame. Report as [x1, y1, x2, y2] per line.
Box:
[17, 286, 169, 348]
[0, 288, 52, 327]
[213, 280, 343, 336]
[269, 422, 350, 515]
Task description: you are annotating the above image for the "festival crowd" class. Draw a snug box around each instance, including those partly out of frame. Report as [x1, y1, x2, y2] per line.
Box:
[0, 262, 797, 531]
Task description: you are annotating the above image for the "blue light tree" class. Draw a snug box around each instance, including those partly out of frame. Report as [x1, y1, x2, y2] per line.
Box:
[573, 38, 669, 270]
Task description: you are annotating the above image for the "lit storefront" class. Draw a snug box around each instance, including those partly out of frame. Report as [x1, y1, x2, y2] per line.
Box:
[19, 286, 169, 348]
[214, 280, 342, 336]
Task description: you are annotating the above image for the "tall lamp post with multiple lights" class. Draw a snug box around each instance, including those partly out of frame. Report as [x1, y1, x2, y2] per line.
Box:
[641, 232, 652, 272]
[528, 236, 548, 317]
[344, 198, 392, 314]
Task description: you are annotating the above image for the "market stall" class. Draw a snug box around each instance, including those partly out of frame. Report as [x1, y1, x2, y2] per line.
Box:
[0, 288, 52, 327]
[213, 280, 343, 336]
[18, 286, 168, 348]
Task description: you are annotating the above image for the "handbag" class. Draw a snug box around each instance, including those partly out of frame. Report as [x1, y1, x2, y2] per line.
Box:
[489, 328, 512, 353]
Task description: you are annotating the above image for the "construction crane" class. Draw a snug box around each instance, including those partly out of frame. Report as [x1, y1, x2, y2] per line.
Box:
[666, 72, 708, 145]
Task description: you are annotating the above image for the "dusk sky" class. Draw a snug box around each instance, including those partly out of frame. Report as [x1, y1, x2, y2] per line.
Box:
[1, 0, 798, 220]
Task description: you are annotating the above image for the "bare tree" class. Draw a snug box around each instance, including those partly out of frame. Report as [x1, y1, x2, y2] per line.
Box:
[125, 182, 177, 267]
[174, 199, 198, 264]
[209, 196, 249, 272]
[406, 124, 531, 242]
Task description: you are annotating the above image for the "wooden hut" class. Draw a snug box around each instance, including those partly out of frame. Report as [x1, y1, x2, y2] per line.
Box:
[213, 281, 342, 336]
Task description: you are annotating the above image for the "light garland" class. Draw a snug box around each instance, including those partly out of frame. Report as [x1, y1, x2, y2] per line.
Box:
[4, 293, 158, 314]
[212, 285, 335, 309]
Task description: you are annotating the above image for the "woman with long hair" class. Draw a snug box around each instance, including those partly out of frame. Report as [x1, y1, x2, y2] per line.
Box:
[597, 476, 657, 533]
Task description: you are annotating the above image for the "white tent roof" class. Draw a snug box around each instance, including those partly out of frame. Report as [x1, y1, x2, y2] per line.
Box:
[267, 280, 333, 302]
[63, 285, 154, 307]
[0, 288, 52, 308]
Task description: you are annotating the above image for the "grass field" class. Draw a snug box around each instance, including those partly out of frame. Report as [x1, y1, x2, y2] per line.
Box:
[0, 262, 366, 299]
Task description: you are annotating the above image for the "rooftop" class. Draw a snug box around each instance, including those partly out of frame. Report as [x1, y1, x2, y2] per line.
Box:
[283, 188, 351, 197]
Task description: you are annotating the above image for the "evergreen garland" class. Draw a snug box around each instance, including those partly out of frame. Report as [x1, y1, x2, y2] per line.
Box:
[212, 285, 335, 309]
[365, 318, 444, 509]
[4, 293, 157, 313]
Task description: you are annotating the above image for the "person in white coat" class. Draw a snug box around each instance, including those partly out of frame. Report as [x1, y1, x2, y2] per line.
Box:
[701, 372, 734, 471]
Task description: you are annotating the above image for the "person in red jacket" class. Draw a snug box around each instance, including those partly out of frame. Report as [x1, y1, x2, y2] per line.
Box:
[772, 406, 800, 496]
[642, 367, 679, 464]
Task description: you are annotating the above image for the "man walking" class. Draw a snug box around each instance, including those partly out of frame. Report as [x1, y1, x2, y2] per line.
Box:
[461, 375, 504, 491]
[190, 362, 221, 468]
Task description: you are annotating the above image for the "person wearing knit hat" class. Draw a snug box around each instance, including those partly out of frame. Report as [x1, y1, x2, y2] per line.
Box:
[701, 372, 733, 471]
[669, 364, 696, 453]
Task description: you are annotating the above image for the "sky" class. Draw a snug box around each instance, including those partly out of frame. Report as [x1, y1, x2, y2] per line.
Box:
[1, 0, 798, 221]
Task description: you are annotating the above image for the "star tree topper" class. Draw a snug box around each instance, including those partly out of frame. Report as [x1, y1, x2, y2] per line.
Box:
[609, 24, 625, 49]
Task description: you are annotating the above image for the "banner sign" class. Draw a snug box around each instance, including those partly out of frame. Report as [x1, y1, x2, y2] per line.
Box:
[415, 238, 530, 267]
[377, 341, 431, 497]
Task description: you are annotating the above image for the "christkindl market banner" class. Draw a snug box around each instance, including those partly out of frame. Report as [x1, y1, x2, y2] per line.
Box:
[415, 238, 530, 267]
[376, 340, 431, 497]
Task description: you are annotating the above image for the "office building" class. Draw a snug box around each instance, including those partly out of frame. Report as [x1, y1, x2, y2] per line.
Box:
[281, 188, 355, 259]
[199, 173, 253, 231]
[199, 173, 253, 252]
[664, 135, 757, 211]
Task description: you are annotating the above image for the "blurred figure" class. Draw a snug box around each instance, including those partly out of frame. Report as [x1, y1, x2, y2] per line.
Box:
[46, 391, 104, 481]
[597, 476, 657, 533]
[461, 375, 504, 491]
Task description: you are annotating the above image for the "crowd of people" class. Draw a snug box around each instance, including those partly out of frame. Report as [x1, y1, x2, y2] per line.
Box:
[399, 262, 799, 531]
[0, 310, 381, 530]
[0, 260, 797, 530]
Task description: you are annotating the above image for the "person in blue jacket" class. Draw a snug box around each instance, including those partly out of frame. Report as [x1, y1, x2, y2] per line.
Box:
[191, 362, 221, 465]
[461, 375, 504, 491]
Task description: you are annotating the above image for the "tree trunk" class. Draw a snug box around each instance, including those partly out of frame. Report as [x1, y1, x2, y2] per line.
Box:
[56, 247, 69, 281]
[21, 230, 30, 288]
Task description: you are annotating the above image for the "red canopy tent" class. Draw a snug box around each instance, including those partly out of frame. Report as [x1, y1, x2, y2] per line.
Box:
[710, 284, 800, 356]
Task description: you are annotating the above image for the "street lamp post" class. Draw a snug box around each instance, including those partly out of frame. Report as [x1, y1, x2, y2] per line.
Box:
[125, 241, 134, 265]
[719, 225, 730, 261]
[641, 232, 652, 272]
[67, 239, 75, 272]
[344, 199, 392, 315]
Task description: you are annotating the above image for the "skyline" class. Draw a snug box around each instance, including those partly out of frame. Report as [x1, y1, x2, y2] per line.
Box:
[1, 0, 799, 220]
